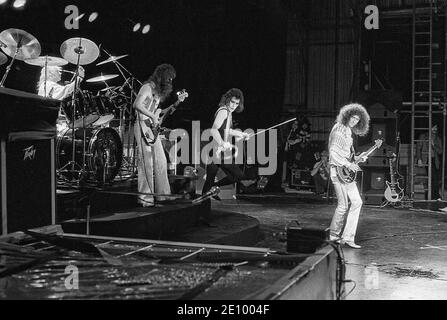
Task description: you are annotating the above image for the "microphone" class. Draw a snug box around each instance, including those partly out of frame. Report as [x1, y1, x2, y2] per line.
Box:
[192, 186, 221, 204]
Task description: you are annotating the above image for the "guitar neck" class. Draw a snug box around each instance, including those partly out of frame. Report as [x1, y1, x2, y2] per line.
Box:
[168, 100, 181, 110]
[389, 160, 396, 184]
[354, 145, 379, 165]
[159, 100, 181, 124]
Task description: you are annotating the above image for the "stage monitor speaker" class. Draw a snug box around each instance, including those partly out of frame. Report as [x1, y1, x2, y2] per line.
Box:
[1, 138, 56, 235]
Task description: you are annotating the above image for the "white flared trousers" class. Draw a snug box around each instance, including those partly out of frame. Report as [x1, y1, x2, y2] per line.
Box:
[329, 167, 363, 242]
[134, 123, 171, 205]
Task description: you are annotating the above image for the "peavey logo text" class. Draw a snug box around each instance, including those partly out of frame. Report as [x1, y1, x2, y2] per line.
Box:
[23, 146, 36, 161]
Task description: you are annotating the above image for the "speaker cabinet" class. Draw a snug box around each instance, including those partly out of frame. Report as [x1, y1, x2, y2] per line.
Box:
[361, 168, 387, 191]
[371, 123, 386, 142]
[361, 168, 387, 204]
[370, 171, 386, 190]
[1, 138, 56, 235]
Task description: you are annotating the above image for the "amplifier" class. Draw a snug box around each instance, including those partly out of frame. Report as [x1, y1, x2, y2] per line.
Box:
[286, 222, 329, 253]
[363, 156, 388, 167]
[363, 191, 385, 205]
[1, 138, 56, 235]
[290, 169, 314, 189]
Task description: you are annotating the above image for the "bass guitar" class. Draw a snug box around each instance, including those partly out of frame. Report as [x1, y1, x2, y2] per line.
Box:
[336, 139, 383, 183]
[384, 153, 404, 202]
[140, 89, 189, 145]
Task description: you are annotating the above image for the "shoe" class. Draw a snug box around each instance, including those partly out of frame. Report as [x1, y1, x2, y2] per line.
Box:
[329, 235, 342, 244]
[343, 241, 362, 249]
[140, 203, 155, 208]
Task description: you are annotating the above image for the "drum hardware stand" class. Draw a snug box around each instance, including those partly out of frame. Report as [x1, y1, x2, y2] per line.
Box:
[103, 148, 111, 186]
[63, 41, 88, 184]
[43, 56, 48, 97]
[100, 47, 140, 179]
[0, 46, 19, 87]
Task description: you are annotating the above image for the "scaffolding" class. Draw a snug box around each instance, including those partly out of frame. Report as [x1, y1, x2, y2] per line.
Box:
[410, 0, 447, 201]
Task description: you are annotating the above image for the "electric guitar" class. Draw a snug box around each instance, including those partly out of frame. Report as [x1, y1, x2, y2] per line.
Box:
[140, 90, 188, 145]
[336, 139, 383, 183]
[384, 154, 404, 202]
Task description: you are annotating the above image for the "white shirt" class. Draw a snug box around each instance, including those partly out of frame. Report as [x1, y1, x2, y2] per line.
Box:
[38, 80, 76, 100]
[328, 122, 353, 167]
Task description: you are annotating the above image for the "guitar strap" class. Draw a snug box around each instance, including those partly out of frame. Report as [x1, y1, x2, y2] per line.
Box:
[350, 144, 356, 161]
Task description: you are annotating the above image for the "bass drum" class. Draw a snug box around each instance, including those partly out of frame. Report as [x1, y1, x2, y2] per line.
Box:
[57, 127, 123, 183]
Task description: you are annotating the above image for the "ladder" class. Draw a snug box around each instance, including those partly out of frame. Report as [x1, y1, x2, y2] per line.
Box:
[410, 1, 437, 200]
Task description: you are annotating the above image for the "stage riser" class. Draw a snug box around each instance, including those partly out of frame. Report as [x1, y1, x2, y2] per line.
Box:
[56, 192, 137, 223]
[252, 246, 339, 300]
[60, 202, 210, 240]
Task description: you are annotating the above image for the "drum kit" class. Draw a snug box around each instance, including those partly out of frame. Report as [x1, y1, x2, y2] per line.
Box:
[0, 28, 141, 186]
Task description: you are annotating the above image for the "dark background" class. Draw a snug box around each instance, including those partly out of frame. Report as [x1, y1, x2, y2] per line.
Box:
[0, 0, 289, 130]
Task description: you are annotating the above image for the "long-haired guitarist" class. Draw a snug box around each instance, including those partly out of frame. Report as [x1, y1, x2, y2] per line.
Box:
[328, 103, 370, 249]
[201, 88, 250, 199]
[133, 63, 177, 207]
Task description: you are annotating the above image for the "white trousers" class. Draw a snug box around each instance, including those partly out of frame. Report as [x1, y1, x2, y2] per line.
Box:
[329, 167, 363, 242]
[134, 123, 171, 205]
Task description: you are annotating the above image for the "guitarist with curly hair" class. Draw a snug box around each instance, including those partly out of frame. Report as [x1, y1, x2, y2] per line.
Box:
[133, 63, 178, 207]
[328, 103, 371, 249]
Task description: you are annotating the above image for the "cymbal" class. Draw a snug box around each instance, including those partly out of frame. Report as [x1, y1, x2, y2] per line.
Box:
[99, 86, 119, 92]
[96, 54, 128, 66]
[0, 52, 7, 65]
[0, 28, 41, 61]
[25, 56, 68, 67]
[60, 37, 99, 65]
[86, 74, 119, 83]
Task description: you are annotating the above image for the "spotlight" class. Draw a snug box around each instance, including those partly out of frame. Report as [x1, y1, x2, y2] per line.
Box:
[89, 12, 98, 22]
[133, 23, 141, 32]
[13, 0, 26, 8]
[142, 24, 151, 34]
[0, 0, 8, 5]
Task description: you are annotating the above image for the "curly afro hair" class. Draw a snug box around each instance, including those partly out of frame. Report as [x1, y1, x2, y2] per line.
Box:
[146, 63, 176, 101]
[336, 103, 370, 136]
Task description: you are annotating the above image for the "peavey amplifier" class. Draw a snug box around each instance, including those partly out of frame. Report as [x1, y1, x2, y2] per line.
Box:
[1, 139, 56, 235]
[286, 221, 329, 253]
[0, 87, 59, 235]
